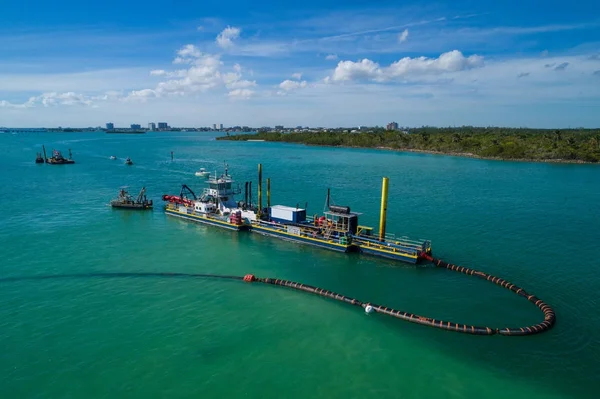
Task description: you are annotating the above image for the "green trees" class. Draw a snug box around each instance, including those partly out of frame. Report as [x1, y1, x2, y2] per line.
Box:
[217, 127, 600, 163]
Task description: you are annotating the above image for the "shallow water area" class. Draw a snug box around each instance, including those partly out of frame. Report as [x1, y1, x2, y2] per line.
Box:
[0, 130, 598, 398]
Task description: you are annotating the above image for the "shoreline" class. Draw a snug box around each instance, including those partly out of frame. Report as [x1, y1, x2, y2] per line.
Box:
[371, 146, 596, 164]
[227, 139, 597, 165]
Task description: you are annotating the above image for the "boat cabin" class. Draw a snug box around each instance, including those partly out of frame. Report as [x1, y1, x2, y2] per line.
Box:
[194, 201, 217, 213]
[320, 209, 360, 234]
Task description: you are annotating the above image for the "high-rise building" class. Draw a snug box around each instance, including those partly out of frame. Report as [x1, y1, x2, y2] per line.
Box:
[131, 124, 141, 129]
[106, 122, 114, 130]
[148, 123, 156, 131]
[386, 122, 399, 130]
[157, 122, 168, 129]
[218, 123, 223, 129]
[212, 124, 217, 130]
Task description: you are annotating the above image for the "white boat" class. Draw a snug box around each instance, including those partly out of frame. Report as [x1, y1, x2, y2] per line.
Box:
[110, 155, 117, 160]
[195, 168, 210, 177]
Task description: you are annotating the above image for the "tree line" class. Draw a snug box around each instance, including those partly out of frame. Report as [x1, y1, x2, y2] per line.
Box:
[217, 127, 600, 163]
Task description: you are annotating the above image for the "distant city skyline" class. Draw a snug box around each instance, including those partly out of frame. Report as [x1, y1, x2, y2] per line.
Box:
[1, 1, 599, 128]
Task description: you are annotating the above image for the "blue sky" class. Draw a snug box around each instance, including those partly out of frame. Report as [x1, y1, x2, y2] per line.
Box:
[1, 0, 599, 128]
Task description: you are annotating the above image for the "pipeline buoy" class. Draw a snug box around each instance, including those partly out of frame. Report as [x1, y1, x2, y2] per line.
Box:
[365, 305, 374, 314]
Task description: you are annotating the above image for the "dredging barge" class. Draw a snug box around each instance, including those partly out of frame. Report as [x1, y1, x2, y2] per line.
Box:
[41, 145, 75, 164]
[162, 164, 431, 263]
[110, 186, 153, 210]
[160, 162, 555, 336]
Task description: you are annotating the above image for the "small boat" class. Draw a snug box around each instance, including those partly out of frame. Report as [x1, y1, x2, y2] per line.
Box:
[35, 153, 45, 163]
[195, 168, 210, 177]
[110, 186, 153, 210]
[110, 155, 117, 160]
[125, 157, 133, 165]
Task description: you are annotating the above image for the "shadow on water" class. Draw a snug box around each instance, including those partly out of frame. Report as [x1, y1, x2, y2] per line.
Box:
[0, 272, 243, 284]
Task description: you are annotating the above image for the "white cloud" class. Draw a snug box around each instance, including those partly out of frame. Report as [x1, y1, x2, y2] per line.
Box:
[177, 44, 202, 58]
[228, 80, 257, 89]
[150, 70, 167, 76]
[277, 79, 308, 95]
[125, 89, 157, 101]
[228, 88, 254, 99]
[1, 92, 94, 108]
[216, 26, 241, 49]
[279, 80, 308, 90]
[331, 50, 484, 82]
[398, 29, 409, 43]
[325, 54, 338, 60]
[223, 71, 256, 89]
[331, 59, 382, 82]
[120, 45, 260, 101]
[172, 44, 206, 65]
[291, 72, 302, 80]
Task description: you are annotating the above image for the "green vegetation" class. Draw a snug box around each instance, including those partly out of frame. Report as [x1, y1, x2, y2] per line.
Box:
[217, 127, 600, 163]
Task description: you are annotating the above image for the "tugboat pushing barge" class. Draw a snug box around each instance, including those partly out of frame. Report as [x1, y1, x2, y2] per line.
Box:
[110, 187, 153, 210]
[162, 164, 431, 264]
[162, 165, 251, 231]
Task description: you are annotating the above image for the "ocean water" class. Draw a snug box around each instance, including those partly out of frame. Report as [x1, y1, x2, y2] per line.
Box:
[0, 130, 598, 398]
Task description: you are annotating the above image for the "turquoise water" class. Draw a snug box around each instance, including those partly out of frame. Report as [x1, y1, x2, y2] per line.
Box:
[0, 131, 598, 398]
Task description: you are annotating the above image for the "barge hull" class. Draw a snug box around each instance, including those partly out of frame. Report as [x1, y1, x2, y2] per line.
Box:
[165, 208, 247, 231]
[250, 225, 351, 253]
[358, 246, 419, 264]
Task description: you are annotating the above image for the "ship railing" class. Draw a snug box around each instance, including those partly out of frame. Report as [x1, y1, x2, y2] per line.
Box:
[352, 234, 425, 255]
[356, 230, 424, 246]
[378, 232, 429, 249]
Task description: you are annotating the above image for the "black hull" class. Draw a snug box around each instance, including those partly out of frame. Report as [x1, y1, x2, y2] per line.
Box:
[46, 161, 75, 164]
[111, 204, 152, 210]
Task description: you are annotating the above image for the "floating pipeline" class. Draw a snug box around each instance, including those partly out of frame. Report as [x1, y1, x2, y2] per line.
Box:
[422, 255, 556, 336]
[1, 257, 556, 337]
[243, 255, 556, 336]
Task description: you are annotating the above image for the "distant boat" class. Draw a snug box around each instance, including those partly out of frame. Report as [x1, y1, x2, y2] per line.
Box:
[35, 152, 45, 163]
[195, 168, 210, 177]
[125, 157, 133, 165]
[110, 155, 117, 160]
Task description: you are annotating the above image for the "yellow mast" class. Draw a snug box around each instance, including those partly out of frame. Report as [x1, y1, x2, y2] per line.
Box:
[257, 163, 262, 218]
[379, 177, 389, 241]
[267, 178, 271, 209]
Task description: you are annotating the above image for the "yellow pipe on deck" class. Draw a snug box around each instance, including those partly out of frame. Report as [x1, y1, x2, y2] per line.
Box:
[379, 177, 389, 241]
[258, 164, 263, 218]
[267, 178, 271, 209]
